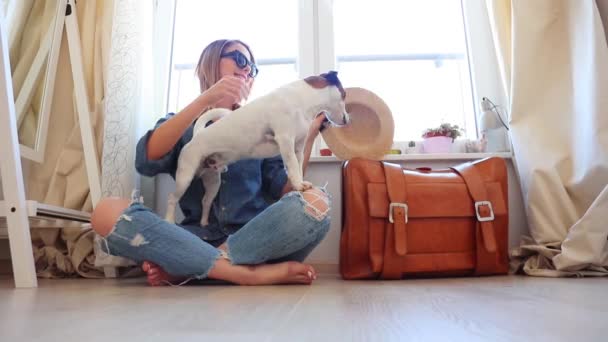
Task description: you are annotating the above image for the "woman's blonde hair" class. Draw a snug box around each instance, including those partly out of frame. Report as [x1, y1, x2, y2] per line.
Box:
[195, 39, 255, 93]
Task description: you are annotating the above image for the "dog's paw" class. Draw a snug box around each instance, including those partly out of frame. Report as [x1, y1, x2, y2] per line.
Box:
[200, 218, 209, 226]
[165, 216, 175, 224]
[293, 181, 313, 191]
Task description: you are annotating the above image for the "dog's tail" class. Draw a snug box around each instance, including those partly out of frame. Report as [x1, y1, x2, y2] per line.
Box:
[194, 108, 231, 132]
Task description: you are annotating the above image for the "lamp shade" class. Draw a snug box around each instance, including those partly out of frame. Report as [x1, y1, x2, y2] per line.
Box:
[479, 97, 503, 131]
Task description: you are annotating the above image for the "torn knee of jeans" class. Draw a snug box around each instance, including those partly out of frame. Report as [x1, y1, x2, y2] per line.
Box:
[218, 248, 231, 262]
[119, 214, 132, 222]
[130, 189, 144, 204]
[301, 188, 330, 221]
[129, 233, 149, 247]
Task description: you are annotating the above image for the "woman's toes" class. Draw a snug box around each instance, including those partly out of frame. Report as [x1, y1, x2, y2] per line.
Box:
[142, 261, 160, 273]
[306, 266, 317, 280]
[295, 275, 312, 284]
[147, 277, 159, 286]
[287, 261, 316, 280]
[298, 264, 316, 280]
[147, 273, 162, 285]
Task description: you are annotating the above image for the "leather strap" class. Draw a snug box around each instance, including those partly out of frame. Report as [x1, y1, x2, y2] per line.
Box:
[384, 162, 408, 255]
[380, 162, 408, 279]
[451, 162, 499, 274]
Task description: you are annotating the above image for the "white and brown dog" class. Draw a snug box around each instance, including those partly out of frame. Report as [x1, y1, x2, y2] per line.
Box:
[165, 71, 349, 226]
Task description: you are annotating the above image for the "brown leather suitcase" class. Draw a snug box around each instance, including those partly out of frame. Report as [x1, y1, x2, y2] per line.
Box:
[340, 157, 509, 279]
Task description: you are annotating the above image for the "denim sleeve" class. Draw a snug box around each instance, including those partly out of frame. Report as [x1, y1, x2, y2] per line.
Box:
[135, 113, 183, 177]
[262, 155, 288, 200]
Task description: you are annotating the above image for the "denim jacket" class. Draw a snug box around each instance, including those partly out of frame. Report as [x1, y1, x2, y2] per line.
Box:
[135, 113, 288, 242]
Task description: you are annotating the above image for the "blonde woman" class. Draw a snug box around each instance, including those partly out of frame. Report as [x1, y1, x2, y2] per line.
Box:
[92, 39, 330, 286]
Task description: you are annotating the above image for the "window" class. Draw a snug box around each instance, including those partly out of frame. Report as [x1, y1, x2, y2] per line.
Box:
[332, 0, 475, 141]
[166, 0, 501, 151]
[168, 0, 299, 113]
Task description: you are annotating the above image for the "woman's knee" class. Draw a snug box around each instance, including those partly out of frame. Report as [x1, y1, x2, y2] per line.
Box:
[91, 197, 131, 237]
[301, 187, 331, 221]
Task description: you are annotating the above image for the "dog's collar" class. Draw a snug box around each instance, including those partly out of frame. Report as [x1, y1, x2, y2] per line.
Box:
[317, 111, 349, 131]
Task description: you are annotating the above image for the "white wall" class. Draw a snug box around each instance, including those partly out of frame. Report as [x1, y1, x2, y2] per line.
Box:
[154, 157, 528, 266]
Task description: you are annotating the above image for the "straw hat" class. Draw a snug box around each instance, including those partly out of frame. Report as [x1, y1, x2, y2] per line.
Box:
[321, 87, 394, 160]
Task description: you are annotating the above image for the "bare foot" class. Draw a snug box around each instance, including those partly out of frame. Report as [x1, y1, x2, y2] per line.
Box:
[142, 260, 318, 286]
[239, 261, 317, 285]
[141, 261, 185, 286]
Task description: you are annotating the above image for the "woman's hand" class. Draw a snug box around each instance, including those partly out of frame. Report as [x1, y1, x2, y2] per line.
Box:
[203, 76, 253, 109]
[307, 112, 327, 142]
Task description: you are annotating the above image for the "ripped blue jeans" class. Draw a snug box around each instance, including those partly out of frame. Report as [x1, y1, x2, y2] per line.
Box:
[101, 189, 331, 281]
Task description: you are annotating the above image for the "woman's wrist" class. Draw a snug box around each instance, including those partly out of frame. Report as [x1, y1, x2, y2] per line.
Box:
[306, 130, 320, 146]
[173, 93, 214, 128]
[192, 93, 214, 115]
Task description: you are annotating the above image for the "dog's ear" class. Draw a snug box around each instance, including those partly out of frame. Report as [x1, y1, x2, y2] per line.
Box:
[320, 71, 346, 99]
[321, 71, 339, 86]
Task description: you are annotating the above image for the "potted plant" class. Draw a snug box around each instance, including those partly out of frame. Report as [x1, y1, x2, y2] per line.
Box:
[421, 123, 464, 153]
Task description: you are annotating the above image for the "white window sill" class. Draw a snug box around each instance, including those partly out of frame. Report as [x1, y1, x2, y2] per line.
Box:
[309, 152, 512, 163]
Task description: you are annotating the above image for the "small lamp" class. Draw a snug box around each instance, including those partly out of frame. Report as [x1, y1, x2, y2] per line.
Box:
[479, 97, 509, 152]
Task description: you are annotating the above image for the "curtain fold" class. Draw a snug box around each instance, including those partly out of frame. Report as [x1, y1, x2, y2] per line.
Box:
[486, 0, 511, 99]
[487, 0, 608, 276]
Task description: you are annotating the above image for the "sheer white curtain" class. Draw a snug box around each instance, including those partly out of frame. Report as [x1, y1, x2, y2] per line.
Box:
[487, 0, 608, 276]
[101, 0, 155, 199]
[95, 0, 173, 269]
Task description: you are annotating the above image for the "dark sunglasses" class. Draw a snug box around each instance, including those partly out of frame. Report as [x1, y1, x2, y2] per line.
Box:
[220, 50, 259, 78]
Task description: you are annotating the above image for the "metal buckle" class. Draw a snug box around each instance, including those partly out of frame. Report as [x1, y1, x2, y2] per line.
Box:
[389, 203, 408, 223]
[475, 201, 494, 222]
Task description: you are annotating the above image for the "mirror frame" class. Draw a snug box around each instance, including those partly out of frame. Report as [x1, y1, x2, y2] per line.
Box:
[17, 0, 65, 163]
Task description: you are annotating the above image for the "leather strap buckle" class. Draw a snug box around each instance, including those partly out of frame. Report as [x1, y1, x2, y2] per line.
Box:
[389, 203, 408, 223]
[475, 201, 494, 222]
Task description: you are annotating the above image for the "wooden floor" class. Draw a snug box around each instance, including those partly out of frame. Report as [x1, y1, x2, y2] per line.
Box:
[0, 273, 606, 342]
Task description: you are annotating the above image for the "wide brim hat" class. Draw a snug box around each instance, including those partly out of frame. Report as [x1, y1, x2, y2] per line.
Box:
[321, 87, 394, 160]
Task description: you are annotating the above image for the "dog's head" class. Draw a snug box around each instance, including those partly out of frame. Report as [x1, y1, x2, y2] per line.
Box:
[304, 71, 350, 127]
